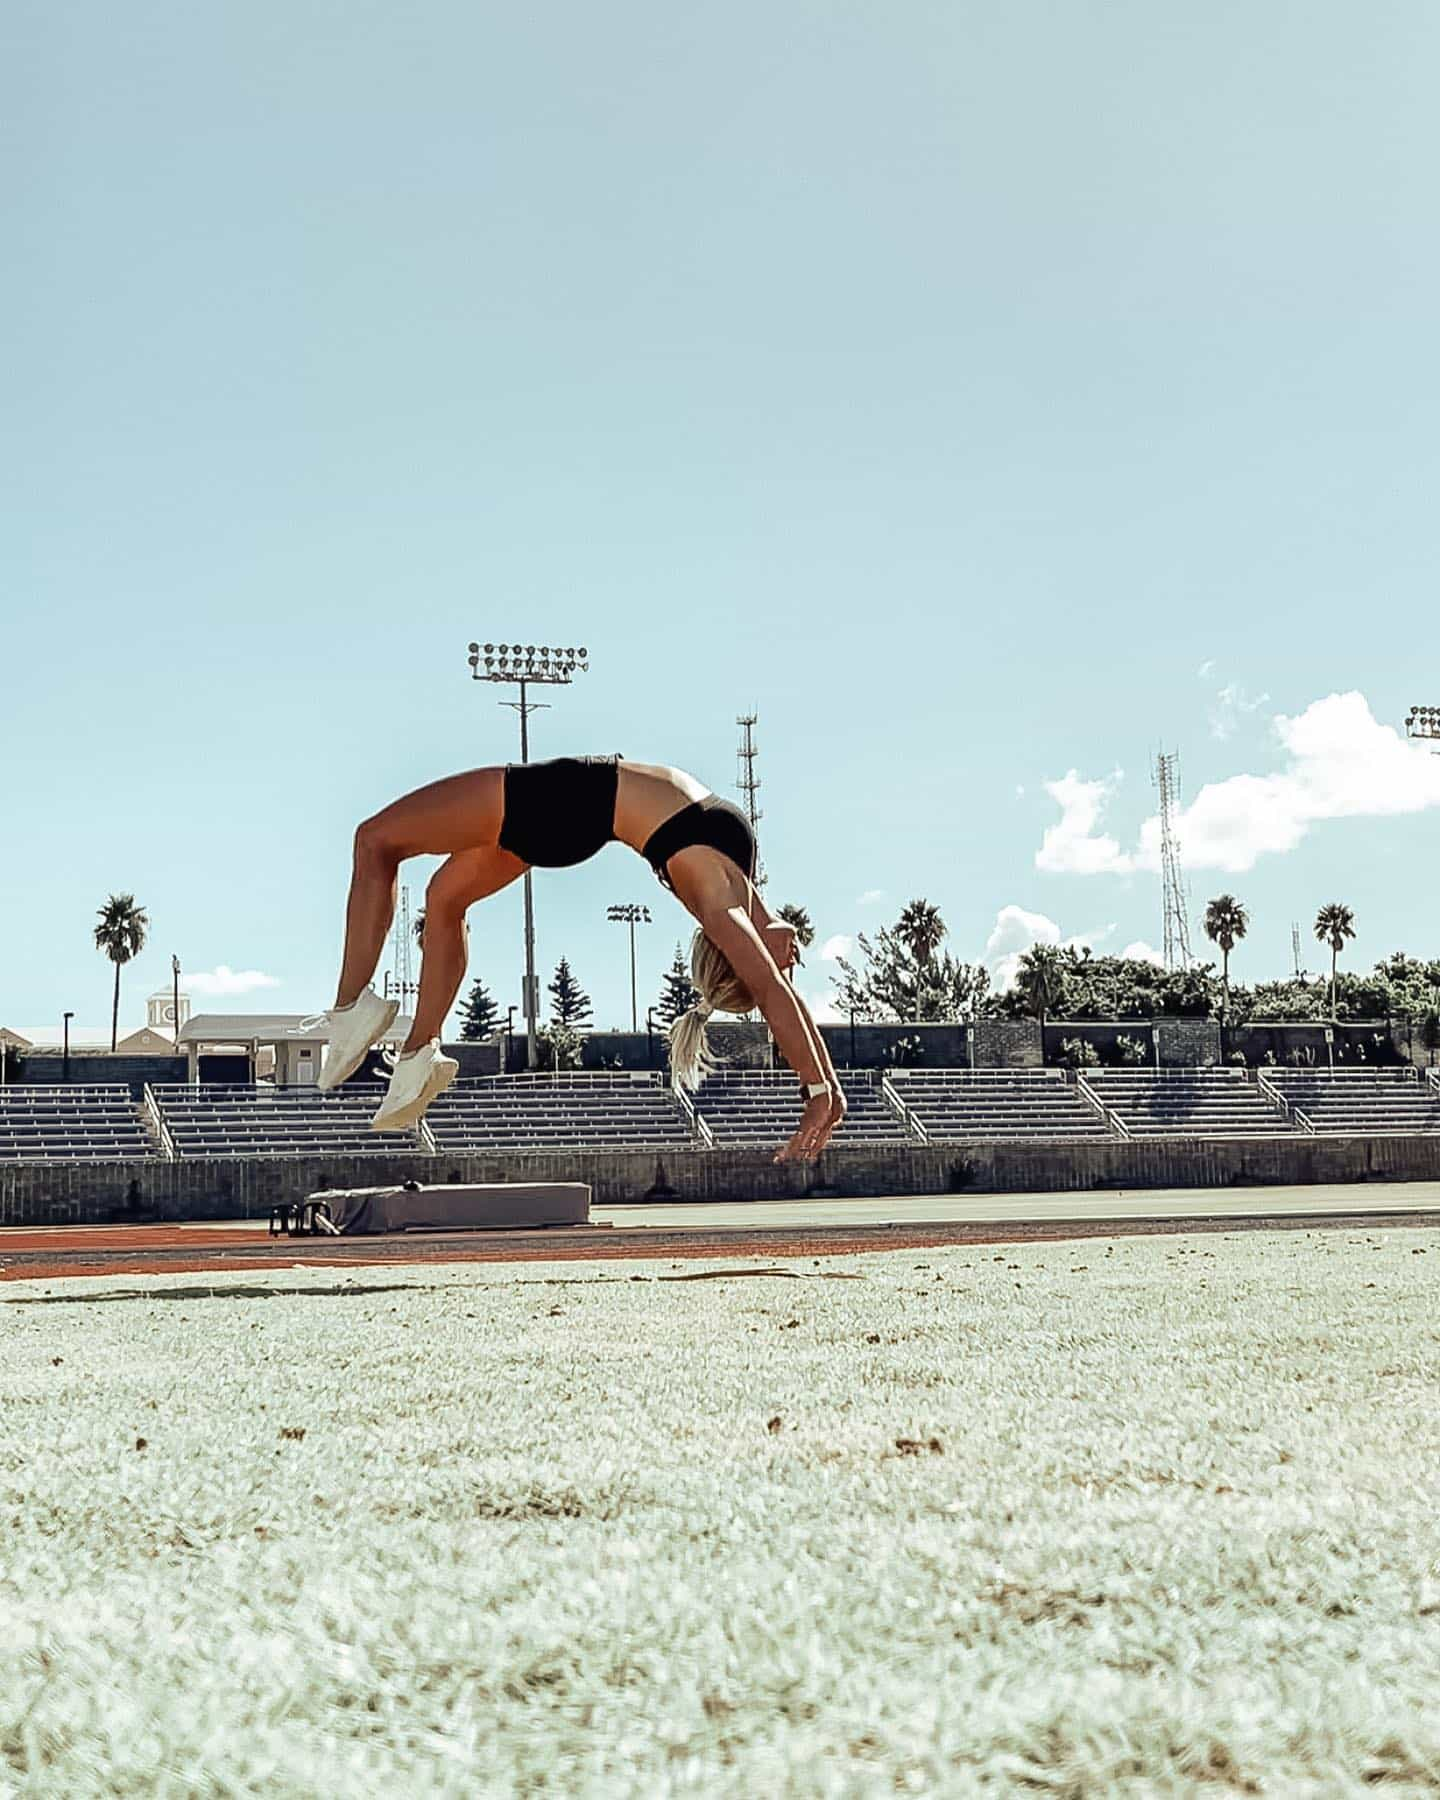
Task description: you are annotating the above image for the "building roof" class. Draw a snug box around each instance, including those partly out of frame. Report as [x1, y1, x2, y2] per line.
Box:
[114, 1027, 179, 1054]
[179, 1012, 415, 1047]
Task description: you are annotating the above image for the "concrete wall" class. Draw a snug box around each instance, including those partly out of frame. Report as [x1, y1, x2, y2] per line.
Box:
[971, 1021, 1041, 1068]
[1229, 1021, 1401, 1069]
[10, 1131, 1440, 1228]
[10, 1055, 189, 1099]
[1155, 1019, 1222, 1067]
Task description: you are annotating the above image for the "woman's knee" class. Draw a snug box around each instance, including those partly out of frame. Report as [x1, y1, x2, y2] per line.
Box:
[354, 812, 402, 869]
[424, 866, 470, 926]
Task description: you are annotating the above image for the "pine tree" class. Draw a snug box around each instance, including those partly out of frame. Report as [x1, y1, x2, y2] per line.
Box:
[548, 958, 593, 1029]
[656, 943, 699, 1027]
[457, 977, 500, 1041]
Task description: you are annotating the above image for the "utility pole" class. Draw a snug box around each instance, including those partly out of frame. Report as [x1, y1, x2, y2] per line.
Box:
[468, 642, 590, 1067]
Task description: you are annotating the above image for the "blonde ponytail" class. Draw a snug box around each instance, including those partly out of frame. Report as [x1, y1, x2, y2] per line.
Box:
[667, 929, 755, 1090]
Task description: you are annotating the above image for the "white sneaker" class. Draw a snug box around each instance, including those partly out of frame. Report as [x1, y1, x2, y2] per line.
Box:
[304, 987, 400, 1091]
[370, 1039, 458, 1131]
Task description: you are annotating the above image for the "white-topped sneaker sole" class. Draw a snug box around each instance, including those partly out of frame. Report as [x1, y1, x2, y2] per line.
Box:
[317, 997, 401, 1090]
[370, 1058, 458, 1132]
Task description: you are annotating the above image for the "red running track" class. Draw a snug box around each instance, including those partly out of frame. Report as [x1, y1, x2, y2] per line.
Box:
[2, 1208, 1435, 1283]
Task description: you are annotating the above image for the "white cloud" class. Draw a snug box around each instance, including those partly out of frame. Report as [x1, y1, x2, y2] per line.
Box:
[856, 889, 887, 907]
[1120, 939, 1165, 967]
[1036, 693, 1440, 878]
[982, 906, 1113, 992]
[1015, 784, 1026, 799]
[1209, 681, 1270, 742]
[818, 934, 852, 962]
[185, 965, 283, 997]
[804, 992, 846, 1025]
[1197, 659, 1216, 679]
[1034, 772, 1137, 875]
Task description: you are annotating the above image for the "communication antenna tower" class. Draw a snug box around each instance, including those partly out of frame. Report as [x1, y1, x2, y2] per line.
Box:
[736, 712, 767, 888]
[1291, 920, 1304, 980]
[389, 884, 418, 1007]
[1152, 750, 1194, 971]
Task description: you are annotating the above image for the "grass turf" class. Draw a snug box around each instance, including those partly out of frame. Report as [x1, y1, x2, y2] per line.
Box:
[2, 1227, 1439, 1797]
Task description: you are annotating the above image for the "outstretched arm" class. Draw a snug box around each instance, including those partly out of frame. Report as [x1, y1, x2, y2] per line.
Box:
[697, 899, 845, 1162]
[746, 891, 846, 1138]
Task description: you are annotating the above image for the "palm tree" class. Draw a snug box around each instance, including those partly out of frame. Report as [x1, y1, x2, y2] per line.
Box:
[1314, 903, 1357, 1022]
[93, 894, 149, 1051]
[1015, 944, 1066, 1036]
[895, 899, 946, 965]
[1203, 895, 1249, 1026]
[895, 900, 947, 1023]
[775, 904, 815, 971]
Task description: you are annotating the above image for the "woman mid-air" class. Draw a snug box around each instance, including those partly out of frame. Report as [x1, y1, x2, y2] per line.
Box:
[311, 754, 847, 1163]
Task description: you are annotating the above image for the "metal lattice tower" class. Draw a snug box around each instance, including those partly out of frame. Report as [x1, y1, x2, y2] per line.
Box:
[736, 712, 766, 888]
[1152, 750, 1193, 971]
[390, 884, 416, 1006]
[1292, 921, 1304, 980]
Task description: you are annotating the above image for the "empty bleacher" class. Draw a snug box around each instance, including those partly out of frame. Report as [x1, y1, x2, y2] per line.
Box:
[690, 1070, 912, 1146]
[0, 1086, 153, 1160]
[426, 1072, 696, 1153]
[692, 1070, 912, 1147]
[151, 1084, 424, 1157]
[1263, 1068, 1440, 1135]
[1086, 1068, 1295, 1137]
[887, 1069, 1110, 1141]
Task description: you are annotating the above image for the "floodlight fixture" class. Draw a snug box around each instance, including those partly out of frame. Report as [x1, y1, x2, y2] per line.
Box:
[1407, 705, 1440, 742]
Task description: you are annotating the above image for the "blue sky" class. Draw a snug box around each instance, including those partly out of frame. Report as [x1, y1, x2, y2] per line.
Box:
[6, 1, 1440, 1040]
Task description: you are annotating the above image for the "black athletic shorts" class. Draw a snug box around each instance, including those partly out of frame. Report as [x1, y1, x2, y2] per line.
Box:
[497, 756, 621, 868]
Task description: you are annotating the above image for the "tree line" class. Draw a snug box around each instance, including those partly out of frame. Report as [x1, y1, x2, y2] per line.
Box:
[832, 895, 1440, 1033]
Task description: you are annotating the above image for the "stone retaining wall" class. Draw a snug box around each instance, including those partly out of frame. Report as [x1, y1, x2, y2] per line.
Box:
[6, 1134, 1440, 1228]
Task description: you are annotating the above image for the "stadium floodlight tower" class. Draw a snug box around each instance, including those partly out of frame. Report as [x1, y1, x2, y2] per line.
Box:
[1405, 705, 1440, 749]
[467, 641, 590, 1068]
[607, 903, 652, 1031]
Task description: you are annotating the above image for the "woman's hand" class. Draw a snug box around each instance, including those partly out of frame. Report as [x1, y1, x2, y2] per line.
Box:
[763, 920, 800, 975]
[773, 1086, 847, 1163]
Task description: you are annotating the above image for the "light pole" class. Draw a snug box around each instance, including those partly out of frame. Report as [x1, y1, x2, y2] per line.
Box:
[171, 955, 181, 1049]
[468, 641, 590, 1068]
[63, 1011, 74, 1083]
[607, 903, 651, 1032]
[645, 1005, 658, 1070]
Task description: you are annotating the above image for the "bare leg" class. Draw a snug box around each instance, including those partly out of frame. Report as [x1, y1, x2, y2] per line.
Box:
[331, 768, 507, 1008]
[402, 846, 526, 1052]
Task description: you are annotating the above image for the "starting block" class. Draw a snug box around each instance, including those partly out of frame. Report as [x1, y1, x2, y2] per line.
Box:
[269, 1198, 339, 1237]
[295, 1180, 592, 1236]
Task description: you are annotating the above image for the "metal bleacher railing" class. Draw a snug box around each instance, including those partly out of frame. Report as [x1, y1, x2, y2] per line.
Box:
[880, 1073, 928, 1143]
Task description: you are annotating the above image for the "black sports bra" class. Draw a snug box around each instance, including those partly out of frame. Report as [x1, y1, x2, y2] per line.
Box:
[641, 795, 758, 889]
